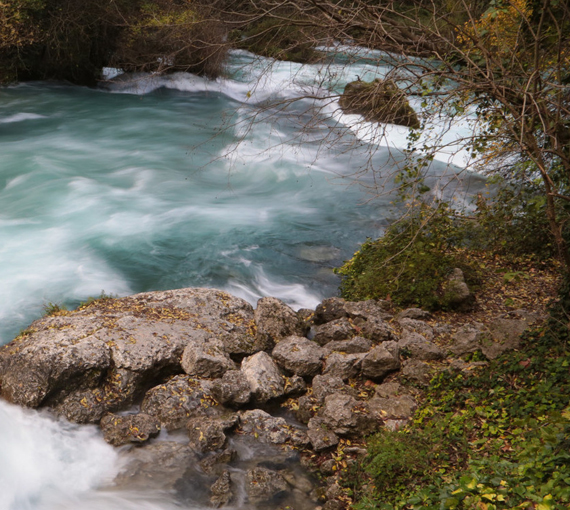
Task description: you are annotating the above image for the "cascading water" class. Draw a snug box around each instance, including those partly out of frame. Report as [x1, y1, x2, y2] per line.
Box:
[0, 48, 485, 509]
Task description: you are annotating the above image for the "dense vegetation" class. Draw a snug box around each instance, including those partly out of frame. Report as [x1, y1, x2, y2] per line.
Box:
[0, 0, 227, 84]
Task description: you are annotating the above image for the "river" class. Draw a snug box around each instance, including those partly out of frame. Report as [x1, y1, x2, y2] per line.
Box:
[0, 48, 483, 509]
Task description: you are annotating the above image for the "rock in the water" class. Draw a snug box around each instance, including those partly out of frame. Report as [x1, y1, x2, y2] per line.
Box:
[210, 370, 252, 408]
[361, 344, 400, 381]
[246, 467, 289, 504]
[187, 417, 229, 453]
[141, 375, 221, 430]
[210, 470, 234, 508]
[272, 336, 325, 377]
[325, 336, 373, 354]
[181, 339, 236, 379]
[254, 297, 305, 349]
[339, 79, 420, 128]
[113, 441, 199, 492]
[241, 352, 285, 404]
[100, 412, 160, 446]
[200, 449, 237, 475]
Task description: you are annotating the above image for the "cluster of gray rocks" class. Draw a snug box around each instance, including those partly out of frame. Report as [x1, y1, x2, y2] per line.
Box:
[0, 287, 539, 509]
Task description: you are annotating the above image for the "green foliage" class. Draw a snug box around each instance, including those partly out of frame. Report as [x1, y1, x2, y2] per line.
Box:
[466, 175, 565, 262]
[0, 0, 227, 85]
[78, 290, 117, 309]
[233, 16, 320, 63]
[349, 319, 570, 510]
[43, 301, 68, 316]
[335, 204, 475, 310]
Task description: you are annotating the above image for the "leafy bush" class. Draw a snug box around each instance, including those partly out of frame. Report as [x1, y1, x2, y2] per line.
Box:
[335, 204, 475, 310]
[467, 178, 560, 262]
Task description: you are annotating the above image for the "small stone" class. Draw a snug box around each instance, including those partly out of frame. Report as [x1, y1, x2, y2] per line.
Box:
[210, 370, 252, 408]
[443, 268, 475, 311]
[246, 467, 289, 504]
[100, 412, 160, 446]
[210, 470, 233, 508]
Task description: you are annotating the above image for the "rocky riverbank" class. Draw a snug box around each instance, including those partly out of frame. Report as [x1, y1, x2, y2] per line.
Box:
[0, 286, 543, 509]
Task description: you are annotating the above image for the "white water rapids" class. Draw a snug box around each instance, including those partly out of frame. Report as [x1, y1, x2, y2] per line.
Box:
[0, 47, 485, 509]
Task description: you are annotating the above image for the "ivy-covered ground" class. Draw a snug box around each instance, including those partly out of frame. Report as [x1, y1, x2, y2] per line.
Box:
[335, 262, 570, 510]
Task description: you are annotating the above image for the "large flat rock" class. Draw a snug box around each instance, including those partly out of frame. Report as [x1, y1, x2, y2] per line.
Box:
[0, 288, 255, 420]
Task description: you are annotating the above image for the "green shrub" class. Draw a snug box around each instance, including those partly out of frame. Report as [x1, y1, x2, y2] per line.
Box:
[335, 204, 475, 310]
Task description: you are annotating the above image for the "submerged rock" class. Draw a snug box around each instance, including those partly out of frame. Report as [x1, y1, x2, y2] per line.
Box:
[246, 467, 289, 504]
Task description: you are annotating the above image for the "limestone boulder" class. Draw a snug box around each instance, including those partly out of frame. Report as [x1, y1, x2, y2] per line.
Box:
[210, 370, 252, 408]
[181, 338, 236, 379]
[399, 331, 445, 361]
[241, 352, 285, 404]
[141, 375, 221, 430]
[361, 343, 400, 381]
[319, 393, 378, 436]
[0, 288, 256, 419]
[312, 318, 355, 346]
[325, 336, 373, 354]
[272, 336, 325, 377]
[322, 352, 365, 380]
[254, 297, 305, 349]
